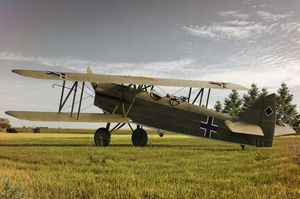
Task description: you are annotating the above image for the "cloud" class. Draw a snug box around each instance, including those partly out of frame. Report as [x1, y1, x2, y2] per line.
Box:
[0, 51, 198, 78]
[182, 8, 297, 42]
[257, 10, 291, 22]
[182, 26, 221, 40]
[181, 5, 300, 92]
[2, 46, 300, 89]
[219, 11, 249, 19]
[182, 21, 271, 41]
[280, 22, 300, 33]
[0, 52, 95, 71]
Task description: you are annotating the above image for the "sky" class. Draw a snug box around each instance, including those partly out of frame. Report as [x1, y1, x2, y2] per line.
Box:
[0, 0, 299, 128]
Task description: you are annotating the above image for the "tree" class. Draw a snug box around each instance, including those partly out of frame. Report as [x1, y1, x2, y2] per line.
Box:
[0, 118, 10, 131]
[222, 90, 242, 116]
[276, 82, 299, 132]
[259, 87, 269, 98]
[242, 83, 259, 110]
[294, 114, 300, 132]
[214, 100, 222, 112]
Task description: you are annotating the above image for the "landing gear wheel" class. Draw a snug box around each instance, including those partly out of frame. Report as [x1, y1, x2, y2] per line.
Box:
[159, 133, 164, 137]
[132, 128, 148, 147]
[94, 128, 111, 147]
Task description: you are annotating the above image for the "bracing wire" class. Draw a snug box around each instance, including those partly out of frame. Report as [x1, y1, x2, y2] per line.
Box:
[53, 82, 95, 112]
[171, 87, 186, 96]
[156, 86, 167, 95]
[61, 95, 94, 112]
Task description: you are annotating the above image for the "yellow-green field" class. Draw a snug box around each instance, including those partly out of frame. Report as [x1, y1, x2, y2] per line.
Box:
[0, 132, 299, 199]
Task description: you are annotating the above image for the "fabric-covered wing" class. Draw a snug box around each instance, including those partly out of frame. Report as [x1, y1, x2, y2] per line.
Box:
[5, 111, 131, 123]
[12, 69, 248, 90]
[225, 120, 264, 136]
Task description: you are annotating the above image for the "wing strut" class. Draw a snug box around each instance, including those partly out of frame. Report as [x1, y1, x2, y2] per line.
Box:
[206, 89, 211, 108]
[185, 88, 210, 107]
[192, 88, 204, 105]
[77, 82, 85, 119]
[187, 87, 192, 103]
[57, 80, 86, 119]
[58, 80, 66, 112]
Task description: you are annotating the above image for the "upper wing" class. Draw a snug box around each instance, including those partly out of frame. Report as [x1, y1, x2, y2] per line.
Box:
[12, 69, 248, 90]
[6, 111, 131, 123]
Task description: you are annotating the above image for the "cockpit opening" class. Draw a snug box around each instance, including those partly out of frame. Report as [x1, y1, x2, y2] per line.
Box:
[149, 89, 188, 106]
[168, 96, 187, 106]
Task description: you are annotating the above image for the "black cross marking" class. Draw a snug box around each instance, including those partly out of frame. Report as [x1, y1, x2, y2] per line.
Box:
[200, 116, 218, 138]
[46, 71, 68, 80]
[209, 81, 227, 89]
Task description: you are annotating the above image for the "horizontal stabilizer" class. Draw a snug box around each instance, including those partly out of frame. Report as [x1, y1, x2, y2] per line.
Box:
[225, 120, 264, 136]
[275, 123, 297, 136]
[5, 111, 131, 123]
[12, 69, 248, 90]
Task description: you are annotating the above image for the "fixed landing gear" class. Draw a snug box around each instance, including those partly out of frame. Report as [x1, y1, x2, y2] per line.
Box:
[94, 123, 148, 147]
[131, 127, 148, 147]
[94, 127, 111, 147]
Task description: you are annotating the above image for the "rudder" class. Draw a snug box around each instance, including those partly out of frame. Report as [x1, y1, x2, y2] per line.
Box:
[238, 94, 276, 147]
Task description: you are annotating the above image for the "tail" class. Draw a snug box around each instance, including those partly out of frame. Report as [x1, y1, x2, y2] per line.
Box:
[87, 66, 97, 89]
[238, 94, 276, 147]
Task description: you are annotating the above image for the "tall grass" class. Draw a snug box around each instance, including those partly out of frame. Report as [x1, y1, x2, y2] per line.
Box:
[0, 133, 299, 199]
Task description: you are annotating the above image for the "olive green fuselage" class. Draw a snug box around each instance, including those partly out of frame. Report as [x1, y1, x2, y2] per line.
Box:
[94, 84, 258, 146]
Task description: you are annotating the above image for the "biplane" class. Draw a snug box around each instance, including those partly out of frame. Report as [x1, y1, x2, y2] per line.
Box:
[6, 67, 296, 148]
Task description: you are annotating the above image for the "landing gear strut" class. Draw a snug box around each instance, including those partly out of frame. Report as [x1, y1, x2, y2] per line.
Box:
[94, 127, 111, 147]
[131, 127, 148, 147]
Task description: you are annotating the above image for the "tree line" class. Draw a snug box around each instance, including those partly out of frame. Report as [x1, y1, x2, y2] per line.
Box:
[213, 83, 300, 132]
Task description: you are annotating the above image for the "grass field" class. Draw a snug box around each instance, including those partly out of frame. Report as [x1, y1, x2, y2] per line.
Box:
[0, 132, 299, 199]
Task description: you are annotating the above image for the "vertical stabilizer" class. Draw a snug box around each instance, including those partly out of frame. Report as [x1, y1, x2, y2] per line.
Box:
[238, 94, 276, 147]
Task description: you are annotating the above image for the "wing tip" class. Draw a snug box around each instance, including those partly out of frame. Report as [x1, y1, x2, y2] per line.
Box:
[12, 69, 20, 74]
[5, 111, 15, 117]
[12, 69, 26, 77]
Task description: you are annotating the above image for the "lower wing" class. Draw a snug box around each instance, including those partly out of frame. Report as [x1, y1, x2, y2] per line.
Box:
[5, 111, 131, 123]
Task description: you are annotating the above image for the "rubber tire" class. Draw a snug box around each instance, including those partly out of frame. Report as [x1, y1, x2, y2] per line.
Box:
[132, 128, 148, 147]
[94, 128, 111, 147]
[159, 133, 164, 137]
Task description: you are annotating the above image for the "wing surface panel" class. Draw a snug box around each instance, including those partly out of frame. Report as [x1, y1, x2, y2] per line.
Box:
[12, 69, 248, 90]
[6, 111, 131, 123]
